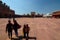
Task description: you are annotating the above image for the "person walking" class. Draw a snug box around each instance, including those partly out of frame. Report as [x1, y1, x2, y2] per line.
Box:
[6, 20, 13, 39]
[13, 19, 20, 37]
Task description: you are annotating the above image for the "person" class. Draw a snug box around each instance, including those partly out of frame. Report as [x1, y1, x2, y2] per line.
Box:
[23, 24, 30, 37]
[6, 20, 13, 39]
[13, 19, 19, 37]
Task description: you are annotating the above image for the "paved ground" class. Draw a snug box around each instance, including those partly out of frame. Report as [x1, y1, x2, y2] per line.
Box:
[0, 18, 60, 40]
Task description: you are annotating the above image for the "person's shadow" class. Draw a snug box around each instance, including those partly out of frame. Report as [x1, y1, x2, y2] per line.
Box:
[11, 35, 36, 40]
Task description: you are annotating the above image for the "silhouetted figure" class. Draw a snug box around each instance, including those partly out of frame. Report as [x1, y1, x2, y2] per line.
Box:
[23, 24, 30, 38]
[6, 20, 13, 39]
[13, 19, 19, 37]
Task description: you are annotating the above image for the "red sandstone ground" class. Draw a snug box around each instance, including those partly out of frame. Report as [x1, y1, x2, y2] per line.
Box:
[0, 18, 60, 40]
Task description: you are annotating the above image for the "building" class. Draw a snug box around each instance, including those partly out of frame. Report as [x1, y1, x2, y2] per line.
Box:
[43, 13, 52, 18]
[31, 12, 43, 17]
[52, 11, 60, 18]
[0, 1, 15, 18]
[31, 12, 36, 17]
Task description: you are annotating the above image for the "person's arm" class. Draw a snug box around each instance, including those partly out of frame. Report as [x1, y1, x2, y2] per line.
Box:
[6, 24, 8, 33]
[28, 27, 30, 31]
[11, 24, 13, 29]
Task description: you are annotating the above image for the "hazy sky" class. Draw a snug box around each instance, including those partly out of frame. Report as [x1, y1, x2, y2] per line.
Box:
[2, 0, 60, 15]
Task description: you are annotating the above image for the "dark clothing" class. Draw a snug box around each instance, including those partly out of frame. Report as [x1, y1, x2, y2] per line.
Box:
[23, 24, 30, 37]
[8, 32, 12, 39]
[6, 23, 13, 32]
[23, 32, 29, 37]
[23, 27, 30, 33]
[13, 19, 21, 37]
[13, 23, 18, 37]
[6, 23, 13, 39]
[13, 23, 18, 30]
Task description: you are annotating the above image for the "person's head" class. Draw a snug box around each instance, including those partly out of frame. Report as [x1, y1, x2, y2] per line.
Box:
[26, 24, 28, 26]
[24, 24, 28, 27]
[8, 20, 11, 23]
[13, 19, 17, 24]
[13, 18, 15, 21]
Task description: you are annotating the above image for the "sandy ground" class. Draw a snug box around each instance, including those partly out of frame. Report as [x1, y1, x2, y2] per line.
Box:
[0, 18, 60, 40]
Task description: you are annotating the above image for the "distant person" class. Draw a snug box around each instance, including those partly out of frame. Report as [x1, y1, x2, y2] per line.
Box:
[13, 19, 21, 37]
[23, 24, 30, 37]
[6, 20, 13, 39]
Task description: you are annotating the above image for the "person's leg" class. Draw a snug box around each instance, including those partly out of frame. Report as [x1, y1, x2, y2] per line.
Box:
[24, 32, 26, 37]
[8, 32, 10, 39]
[23, 32, 25, 37]
[27, 32, 29, 37]
[25, 32, 29, 40]
[15, 29, 18, 37]
[10, 31, 12, 39]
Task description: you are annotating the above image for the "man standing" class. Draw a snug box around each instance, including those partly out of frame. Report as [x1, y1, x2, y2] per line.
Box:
[6, 20, 13, 39]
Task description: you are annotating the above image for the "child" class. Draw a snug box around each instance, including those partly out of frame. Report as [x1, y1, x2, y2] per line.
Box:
[23, 24, 30, 37]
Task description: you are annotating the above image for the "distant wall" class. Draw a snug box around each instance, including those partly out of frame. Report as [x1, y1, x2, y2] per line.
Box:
[0, 1, 15, 18]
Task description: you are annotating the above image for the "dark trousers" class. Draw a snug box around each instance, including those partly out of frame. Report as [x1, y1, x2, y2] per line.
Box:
[24, 32, 29, 37]
[14, 29, 18, 37]
[8, 31, 12, 39]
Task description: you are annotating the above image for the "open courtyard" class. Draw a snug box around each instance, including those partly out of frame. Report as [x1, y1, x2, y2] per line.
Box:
[0, 18, 60, 40]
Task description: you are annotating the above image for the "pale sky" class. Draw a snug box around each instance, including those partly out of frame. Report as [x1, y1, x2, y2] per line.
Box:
[2, 0, 60, 15]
